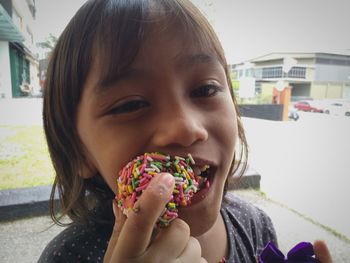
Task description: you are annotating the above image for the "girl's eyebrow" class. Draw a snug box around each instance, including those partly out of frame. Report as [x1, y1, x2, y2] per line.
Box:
[93, 68, 146, 95]
[175, 53, 219, 69]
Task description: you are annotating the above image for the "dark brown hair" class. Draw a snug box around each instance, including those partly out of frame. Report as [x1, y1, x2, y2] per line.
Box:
[43, 0, 248, 225]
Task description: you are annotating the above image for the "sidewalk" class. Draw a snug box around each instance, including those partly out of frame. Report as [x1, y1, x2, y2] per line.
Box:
[242, 114, 350, 239]
[235, 190, 350, 262]
[0, 189, 349, 263]
[0, 98, 43, 125]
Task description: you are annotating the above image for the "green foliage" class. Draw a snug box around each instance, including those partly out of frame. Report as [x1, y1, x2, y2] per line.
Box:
[0, 126, 54, 190]
[230, 75, 272, 104]
[230, 73, 240, 98]
[37, 33, 58, 51]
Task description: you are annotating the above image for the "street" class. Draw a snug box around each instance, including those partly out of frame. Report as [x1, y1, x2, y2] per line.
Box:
[243, 112, 350, 239]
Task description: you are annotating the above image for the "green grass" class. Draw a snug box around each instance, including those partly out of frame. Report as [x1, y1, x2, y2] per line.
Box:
[0, 125, 55, 190]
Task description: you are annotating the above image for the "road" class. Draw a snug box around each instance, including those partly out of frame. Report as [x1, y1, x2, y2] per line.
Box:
[243, 112, 350, 239]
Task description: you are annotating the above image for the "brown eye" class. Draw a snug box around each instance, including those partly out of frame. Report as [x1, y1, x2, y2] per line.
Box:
[108, 100, 150, 114]
[190, 85, 220, 98]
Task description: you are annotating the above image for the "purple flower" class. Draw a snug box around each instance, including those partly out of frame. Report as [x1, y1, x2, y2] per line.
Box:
[258, 242, 320, 263]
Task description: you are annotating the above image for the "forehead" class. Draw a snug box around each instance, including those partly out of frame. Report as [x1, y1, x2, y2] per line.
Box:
[92, 20, 224, 92]
[134, 21, 219, 64]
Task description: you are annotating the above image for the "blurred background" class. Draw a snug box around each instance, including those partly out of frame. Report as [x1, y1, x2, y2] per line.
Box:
[0, 0, 349, 262]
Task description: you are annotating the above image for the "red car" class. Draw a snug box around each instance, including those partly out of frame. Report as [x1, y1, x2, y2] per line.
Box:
[293, 101, 323, 113]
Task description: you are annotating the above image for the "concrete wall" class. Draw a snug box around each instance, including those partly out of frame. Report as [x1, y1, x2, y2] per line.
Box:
[12, 0, 36, 50]
[261, 83, 274, 97]
[305, 67, 314, 80]
[297, 57, 315, 64]
[259, 80, 349, 101]
[239, 104, 283, 121]
[311, 83, 327, 99]
[314, 64, 350, 82]
[326, 83, 343, 98]
[343, 84, 350, 99]
[0, 41, 12, 98]
[311, 82, 346, 99]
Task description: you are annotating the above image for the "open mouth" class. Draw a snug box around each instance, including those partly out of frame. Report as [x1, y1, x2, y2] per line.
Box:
[192, 164, 215, 191]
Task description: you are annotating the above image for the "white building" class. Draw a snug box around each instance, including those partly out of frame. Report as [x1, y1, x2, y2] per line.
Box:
[232, 52, 350, 101]
[0, 0, 39, 98]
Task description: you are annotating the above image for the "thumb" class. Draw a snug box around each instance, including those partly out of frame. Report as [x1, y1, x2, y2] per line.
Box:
[114, 172, 175, 259]
[314, 240, 333, 263]
[104, 199, 126, 262]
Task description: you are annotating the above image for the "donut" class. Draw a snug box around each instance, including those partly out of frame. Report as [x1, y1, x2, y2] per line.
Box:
[115, 152, 209, 227]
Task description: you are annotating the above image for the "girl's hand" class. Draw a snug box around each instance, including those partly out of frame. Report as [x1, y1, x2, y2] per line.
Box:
[104, 173, 207, 263]
[314, 240, 333, 263]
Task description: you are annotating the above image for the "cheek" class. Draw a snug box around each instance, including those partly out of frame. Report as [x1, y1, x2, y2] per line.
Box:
[83, 126, 151, 193]
[214, 101, 238, 166]
[216, 100, 238, 145]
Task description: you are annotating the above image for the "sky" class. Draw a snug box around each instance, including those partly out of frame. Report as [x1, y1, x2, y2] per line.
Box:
[34, 0, 350, 64]
[34, 0, 87, 41]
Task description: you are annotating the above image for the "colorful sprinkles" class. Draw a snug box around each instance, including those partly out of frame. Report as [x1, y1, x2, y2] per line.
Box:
[115, 152, 209, 227]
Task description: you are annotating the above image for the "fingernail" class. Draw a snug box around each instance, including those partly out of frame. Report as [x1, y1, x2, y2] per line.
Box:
[155, 173, 174, 196]
[160, 173, 174, 188]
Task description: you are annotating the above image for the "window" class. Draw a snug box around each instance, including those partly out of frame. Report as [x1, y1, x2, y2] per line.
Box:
[288, 67, 306, 78]
[261, 66, 306, 79]
[262, 67, 282, 78]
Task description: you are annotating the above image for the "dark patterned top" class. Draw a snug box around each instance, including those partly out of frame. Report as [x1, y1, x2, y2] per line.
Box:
[38, 193, 277, 263]
[222, 194, 277, 262]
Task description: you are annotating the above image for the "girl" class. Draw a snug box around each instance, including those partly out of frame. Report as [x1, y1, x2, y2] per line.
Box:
[39, 0, 332, 262]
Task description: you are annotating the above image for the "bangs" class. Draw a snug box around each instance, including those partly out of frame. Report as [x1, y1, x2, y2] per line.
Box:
[91, 0, 227, 91]
[92, 0, 147, 89]
[160, 0, 226, 64]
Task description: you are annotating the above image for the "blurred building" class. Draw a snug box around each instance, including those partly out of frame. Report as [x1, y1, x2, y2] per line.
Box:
[0, 0, 39, 98]
[231, 52, 350, 101]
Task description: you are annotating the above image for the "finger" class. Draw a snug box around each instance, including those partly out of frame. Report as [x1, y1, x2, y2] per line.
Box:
[115, 172, 175, 259]
[176, 236, 203, 263]
[314, 240, 333, 263]
[149, 218, 190, 258]
[104, 200, 126, 262]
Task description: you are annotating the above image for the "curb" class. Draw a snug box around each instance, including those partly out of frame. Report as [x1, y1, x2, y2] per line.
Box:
[0, 169, 260, 222]
[228, 166, 261, 190]
[0, 185, 58, 222]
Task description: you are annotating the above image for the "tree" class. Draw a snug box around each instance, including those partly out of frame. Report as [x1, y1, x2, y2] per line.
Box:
[37, 33, 58, 51]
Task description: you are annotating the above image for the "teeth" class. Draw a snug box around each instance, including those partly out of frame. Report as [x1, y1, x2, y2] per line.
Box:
[193, 165, 210, 177]
[199, 165, 210, 172]
[193, 166, 201, 176]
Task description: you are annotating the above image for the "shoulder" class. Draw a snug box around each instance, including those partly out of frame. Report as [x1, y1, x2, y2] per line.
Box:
[222, 192, 278, 248]
[38, 221, 113, 263]
[223, 192, 273, 223]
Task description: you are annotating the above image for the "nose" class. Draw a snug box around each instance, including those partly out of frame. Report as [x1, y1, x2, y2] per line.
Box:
[152, 107, 208, 148]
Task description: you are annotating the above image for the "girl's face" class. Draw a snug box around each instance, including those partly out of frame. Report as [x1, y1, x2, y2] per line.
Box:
[76, 24, 238, 236]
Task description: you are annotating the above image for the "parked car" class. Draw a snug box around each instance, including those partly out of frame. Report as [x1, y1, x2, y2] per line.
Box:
[323, 101, 350, 117]
[293, 100, 323, 113]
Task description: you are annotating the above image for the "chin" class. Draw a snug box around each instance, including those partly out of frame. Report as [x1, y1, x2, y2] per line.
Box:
[177, 168, 225, 236]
